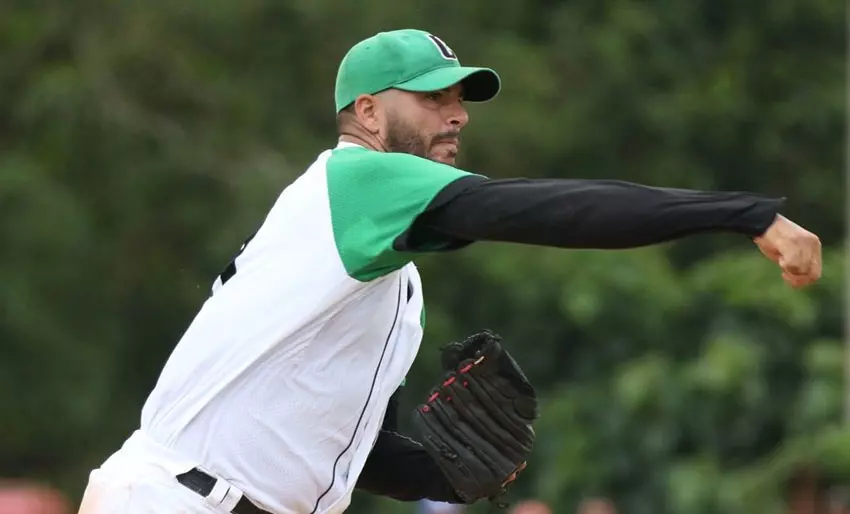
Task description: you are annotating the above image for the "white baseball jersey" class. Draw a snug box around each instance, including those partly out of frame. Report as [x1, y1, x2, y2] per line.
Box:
[136, 141, 477, 513]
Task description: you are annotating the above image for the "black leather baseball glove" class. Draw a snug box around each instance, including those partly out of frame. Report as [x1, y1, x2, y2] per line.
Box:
[411, 330, 539, 506]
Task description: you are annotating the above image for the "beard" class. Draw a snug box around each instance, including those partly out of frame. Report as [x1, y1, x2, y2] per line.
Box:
[385, 113, 429, 158]
[385, 112, 458, 165]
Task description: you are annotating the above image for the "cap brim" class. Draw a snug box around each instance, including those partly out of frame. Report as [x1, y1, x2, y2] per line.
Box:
[395, 66, 501, 102]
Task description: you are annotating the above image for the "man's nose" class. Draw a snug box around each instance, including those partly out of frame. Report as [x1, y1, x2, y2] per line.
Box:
[447, 103, 469, 130]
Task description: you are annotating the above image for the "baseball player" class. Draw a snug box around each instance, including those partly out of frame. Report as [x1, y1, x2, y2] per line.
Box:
[77, 28, 821, 514]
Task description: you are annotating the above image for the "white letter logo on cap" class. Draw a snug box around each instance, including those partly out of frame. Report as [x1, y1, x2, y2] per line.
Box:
[427, 34, 458, 61]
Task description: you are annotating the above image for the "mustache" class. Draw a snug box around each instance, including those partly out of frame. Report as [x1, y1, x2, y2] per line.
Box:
[432, 132, 460, 144]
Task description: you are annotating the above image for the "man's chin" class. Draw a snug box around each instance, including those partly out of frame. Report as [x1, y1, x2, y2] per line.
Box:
[428, 154, 457, 167]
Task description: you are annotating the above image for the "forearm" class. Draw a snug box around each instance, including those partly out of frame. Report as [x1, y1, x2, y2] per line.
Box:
[410, 176, 784, 249]
[355, 429, 463, 503]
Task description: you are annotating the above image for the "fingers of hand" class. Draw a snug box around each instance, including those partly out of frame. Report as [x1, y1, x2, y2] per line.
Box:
[778, 232, 822, 286]
[759, 216, 821, 287]
[755, 237, 781, 262]
[782, 271, 813, 289]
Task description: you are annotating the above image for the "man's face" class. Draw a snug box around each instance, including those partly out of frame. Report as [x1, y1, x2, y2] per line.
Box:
[379, 84, 469, 166]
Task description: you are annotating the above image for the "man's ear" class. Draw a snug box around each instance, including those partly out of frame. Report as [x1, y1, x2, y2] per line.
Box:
[353, 94, 383, 134]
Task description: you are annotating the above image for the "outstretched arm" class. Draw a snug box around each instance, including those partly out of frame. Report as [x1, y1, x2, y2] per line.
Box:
[400, 176, 781, 249]
[397, 176, 820, 287]
[328, 148, 820, 287]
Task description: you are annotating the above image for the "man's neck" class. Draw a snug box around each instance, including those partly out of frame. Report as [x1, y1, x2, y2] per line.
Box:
[338, 135, 370, 149]
[338, 128, 387, 153]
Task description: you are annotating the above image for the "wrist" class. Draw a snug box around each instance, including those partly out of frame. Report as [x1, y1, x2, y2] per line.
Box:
[740, 199, 785, 239]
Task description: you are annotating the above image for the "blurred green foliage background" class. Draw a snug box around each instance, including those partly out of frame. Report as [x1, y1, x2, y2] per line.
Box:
[0, 0, 845, 513]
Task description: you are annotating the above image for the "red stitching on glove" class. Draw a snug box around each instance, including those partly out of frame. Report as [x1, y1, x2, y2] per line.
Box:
[459, 356, 486, 374]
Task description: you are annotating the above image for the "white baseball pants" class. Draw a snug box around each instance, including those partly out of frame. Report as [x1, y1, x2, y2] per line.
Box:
[77, 430, 251, 514]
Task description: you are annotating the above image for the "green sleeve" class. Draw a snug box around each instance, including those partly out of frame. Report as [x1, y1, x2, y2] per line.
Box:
[326, 147, 483, 281]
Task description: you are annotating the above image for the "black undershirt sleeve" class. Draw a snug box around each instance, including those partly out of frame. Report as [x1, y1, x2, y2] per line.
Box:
[354, 390, 463, 503]
[394, 176, 784, 252]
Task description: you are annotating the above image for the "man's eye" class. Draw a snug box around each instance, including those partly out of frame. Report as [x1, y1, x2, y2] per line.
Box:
[426, 92, 442, 101]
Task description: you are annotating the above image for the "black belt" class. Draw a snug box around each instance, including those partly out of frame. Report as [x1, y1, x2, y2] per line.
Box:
[176, 467, 272, 514]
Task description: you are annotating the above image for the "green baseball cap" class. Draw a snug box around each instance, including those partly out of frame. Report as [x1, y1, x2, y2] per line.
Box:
[334, 29, 501, 113]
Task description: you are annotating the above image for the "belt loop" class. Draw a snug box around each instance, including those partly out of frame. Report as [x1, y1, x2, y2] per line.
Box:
[219, 483, 245, 513]
[204, 477, 231, 507]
